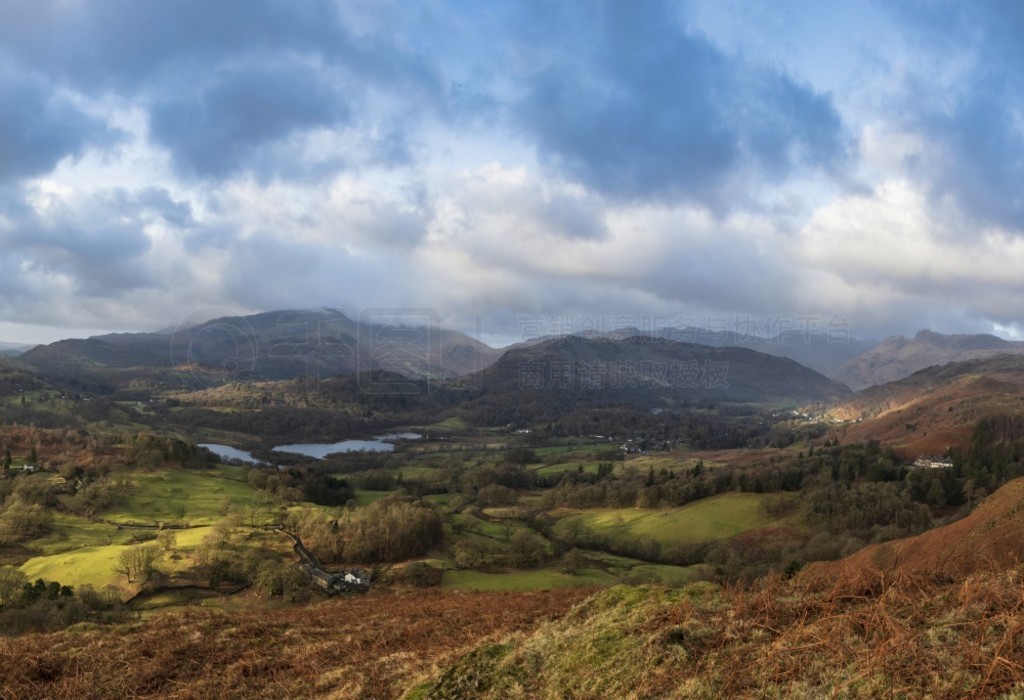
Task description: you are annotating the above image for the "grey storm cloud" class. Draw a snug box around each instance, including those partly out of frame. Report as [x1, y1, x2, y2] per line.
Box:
[0, 0, 436, 94]
[892, 1, 1024, 230]
[149, 62, 351, 178]
[0, 71, 117, 182]
[0, 0, 443, 180]
[0, 188, 175, 297]
[514, 1, 847, 205]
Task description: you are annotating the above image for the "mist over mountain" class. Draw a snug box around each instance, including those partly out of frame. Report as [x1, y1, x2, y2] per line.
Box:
[0, 341, 35, 357]
[510, 325, 875, 378]
[20, 308, 502, 388]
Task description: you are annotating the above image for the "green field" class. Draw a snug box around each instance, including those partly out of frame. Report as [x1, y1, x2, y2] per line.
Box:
[582, 551, 705, 585]
[354, 489, 393, 506]
[532, 443, 613, 457]
[552, 493, 780, 547]
[421, 416, 467, 431]
[442, 567, 614, 591]
[19, 526, 214, 590]
[20, 543, 135, 589]
[535, 461, 604, 477]
[30, 513, 138, 554]
[102, 467, 271, 525]
[453, 512, 534, 541]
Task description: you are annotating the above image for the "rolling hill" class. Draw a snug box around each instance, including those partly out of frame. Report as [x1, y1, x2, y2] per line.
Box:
[801, 475, 1024, 590]
[827, 353, 1024, 457]
[834, 329, 1024, 390]
[465, 335, 852, 417]
[514, 326, 876, 377]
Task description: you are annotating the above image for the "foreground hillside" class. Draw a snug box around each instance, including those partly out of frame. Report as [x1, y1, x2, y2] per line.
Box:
[14, 477, 1024, 699]
[415, 571, 1024, 699]
[0, 588, 591, 699]
[414, 478, 1024, 699]
[802, 475, 1024, 589]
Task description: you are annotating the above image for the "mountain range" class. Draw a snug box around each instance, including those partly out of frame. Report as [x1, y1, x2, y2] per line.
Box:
[16, 309, 1024, 411]
[469, 335, 852, 409]
[833, 329, 1024, 390]
[20, 309, 502, 387]
[513, 326, 875, 377]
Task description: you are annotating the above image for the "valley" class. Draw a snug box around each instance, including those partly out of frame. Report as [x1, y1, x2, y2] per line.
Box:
[4, 311, 1024, 697]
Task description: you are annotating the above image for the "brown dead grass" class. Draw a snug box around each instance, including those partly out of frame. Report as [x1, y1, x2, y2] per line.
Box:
[802, 477, 1024, 592]
[420, 573, 1024, 699]
[829, 370, 1024, 457]
[0, 587, 593, 700]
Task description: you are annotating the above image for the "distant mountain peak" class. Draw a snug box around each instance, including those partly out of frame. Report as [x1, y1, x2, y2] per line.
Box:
[20, 308, 500, 386]
[835, 329, 1023, 390]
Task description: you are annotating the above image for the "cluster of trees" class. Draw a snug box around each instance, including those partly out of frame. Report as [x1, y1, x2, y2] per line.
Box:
[192, 520, 311, 600]
[114, 544, 162, 584]
[537, 442, 910, 512]
[0, 567, 126, 634]
[243, 465, 354, 507]
[452, 529, 549, 570]
[288, 496, 442, 564]
[124, 434, 217, 469]
[172, 406, 389, 446]
[0, 475, 56, 543]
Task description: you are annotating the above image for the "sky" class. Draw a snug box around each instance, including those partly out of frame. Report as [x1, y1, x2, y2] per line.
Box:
[1, 0, 1023, 346]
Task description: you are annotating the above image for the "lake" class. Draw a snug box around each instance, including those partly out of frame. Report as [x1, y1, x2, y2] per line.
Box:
[272, 433, 421, 459]
[198, 443, 265, 465]
[200, 433, 421, 464]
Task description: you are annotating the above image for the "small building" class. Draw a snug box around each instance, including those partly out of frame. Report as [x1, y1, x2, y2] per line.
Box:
[912, 457, 953, 470]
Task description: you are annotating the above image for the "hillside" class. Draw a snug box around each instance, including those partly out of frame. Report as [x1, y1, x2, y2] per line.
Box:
[0, 357, 44, 396]
[13, 477, 1024, 698]
[834, 329, 1024, 390]
[515, 326, 876, 377]
[0, 588, 591, 699]
[802, 475, 1024, 589]
[828, 353, 1024, 456]
[411, 476, 1024, 699]
[20, 309, 502, 386]
[465, 336, 851, 419]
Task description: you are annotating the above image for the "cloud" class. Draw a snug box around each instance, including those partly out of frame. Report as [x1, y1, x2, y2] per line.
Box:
[0, 71, 117, 182]
[795, 178, 1024, 332]
[149, 61, 351, 178]
[0, 0, 348, 92]
[886, 1, 1024, 230]
[513, 1, 847, 206]
[0, 0, 1022, 347]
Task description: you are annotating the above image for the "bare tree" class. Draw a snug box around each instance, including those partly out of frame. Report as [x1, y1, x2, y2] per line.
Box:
[114, 544, 160, 583]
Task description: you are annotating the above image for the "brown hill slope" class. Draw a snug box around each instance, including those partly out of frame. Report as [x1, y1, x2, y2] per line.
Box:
[828, 354, 1024, 457]
[0, 587, 590, 699]
[801, 476, 1024, 590]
